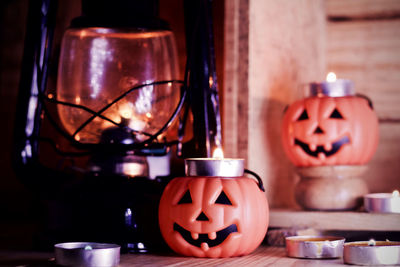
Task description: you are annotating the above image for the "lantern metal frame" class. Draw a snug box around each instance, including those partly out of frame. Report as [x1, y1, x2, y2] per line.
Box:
[40, 79, 187, 156]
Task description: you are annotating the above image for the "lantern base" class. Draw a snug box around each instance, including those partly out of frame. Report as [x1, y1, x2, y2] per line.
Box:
[30, 170, 171, 253]
[295, 165, 368, 211]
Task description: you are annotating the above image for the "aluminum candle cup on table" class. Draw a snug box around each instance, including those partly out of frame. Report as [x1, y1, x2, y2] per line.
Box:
[285, 236, 345, 259]
[344, 240, 400, 265]
[54, 242, 120, 267]
[364, 190, 400, 213]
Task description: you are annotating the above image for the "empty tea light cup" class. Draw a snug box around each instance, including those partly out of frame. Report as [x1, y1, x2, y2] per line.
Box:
[285, 236, 345, 259]
[364, 190, 400, 213]
[344, 239, 400, 265]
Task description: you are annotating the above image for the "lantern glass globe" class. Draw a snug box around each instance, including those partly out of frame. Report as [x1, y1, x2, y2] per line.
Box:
[56, 28, 180, 143]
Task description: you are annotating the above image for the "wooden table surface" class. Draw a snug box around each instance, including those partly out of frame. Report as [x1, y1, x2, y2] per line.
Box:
[0, 245, 374, 267]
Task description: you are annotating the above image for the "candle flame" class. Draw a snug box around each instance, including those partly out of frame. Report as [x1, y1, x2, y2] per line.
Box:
[393, 190, 400, 197]
[213, 147, 224, 158]
[326, 72, 337, 83]
[119, 102, 134, 119]
[368, 239, 376, 246]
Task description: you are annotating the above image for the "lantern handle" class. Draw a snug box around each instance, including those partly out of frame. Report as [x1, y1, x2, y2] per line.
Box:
[244, 169, 265, 192]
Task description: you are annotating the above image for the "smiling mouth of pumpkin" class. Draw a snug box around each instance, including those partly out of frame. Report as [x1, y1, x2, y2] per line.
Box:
[294, 136, 350, 158]
[173, 223, 238, 250]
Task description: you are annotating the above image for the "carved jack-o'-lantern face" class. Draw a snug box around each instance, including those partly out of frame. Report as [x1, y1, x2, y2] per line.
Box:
[159, 177, 268, 258]
[281, 96, 379, 166]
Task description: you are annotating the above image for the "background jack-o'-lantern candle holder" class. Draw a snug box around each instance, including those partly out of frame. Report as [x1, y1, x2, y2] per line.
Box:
[158, 157, 269, 258]
[281, 73, 379, 210]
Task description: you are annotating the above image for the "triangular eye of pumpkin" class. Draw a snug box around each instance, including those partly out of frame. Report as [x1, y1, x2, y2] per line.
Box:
[177, 190, 192, 204]
[215, 191, 232, 205]
[297, 109, 309, 121]
[329, 108, 344, 119]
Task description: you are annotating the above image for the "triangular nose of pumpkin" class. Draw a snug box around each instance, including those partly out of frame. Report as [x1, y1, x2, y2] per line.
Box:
[314, 126, 324, 134]
[196, 212, 209, 221]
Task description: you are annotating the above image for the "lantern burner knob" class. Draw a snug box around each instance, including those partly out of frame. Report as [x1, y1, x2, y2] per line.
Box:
[99, 126, 138, 146]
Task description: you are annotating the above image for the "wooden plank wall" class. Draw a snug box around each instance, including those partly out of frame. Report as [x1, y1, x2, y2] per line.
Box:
[224, 0, 326, 208]
[223, 0, 400, 208]
[223, 0, 251, 160]
[326, 0, 400, 194]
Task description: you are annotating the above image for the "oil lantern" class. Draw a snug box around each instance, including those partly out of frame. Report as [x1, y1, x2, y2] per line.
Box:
[13, 0, 222, 252]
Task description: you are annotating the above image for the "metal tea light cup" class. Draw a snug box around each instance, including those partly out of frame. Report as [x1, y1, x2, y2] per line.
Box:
[54, 242, 120, 267]
[344, 240, 400, 265]
[308, 79, 355, 97]
[185, 158, 244, 177]
[364, 191, 400, 214]
[285, 236, 345, 259]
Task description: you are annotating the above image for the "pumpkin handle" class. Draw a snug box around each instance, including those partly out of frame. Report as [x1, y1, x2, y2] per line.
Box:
[356, 93, 374, 109]
[244, 169, 265, 192]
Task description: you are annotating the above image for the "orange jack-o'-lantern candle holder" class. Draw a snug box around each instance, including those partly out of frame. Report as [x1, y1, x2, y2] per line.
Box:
[281, 75, 379, 167]
[159, 158, 269, 258]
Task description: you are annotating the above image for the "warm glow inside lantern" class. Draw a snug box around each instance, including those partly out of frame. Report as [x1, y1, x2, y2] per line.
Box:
[281, 74, 379, 167]
[56, 28, 181, 144]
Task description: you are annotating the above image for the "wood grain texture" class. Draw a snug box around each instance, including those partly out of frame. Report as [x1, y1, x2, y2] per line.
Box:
[326, 0, 400, 19]
[222, 0, 240, 158]
[118, 246, 345, 266]
[247, 0, 326, 208]
[326, 19, 400, 120]
[223, 0, 249, 161]
[223, 0, 400, 212]
[270, 209, 400, 231]
[325, 0, 400, 220]
[363, 123, 400, 193]
[0, 246, 351, 266]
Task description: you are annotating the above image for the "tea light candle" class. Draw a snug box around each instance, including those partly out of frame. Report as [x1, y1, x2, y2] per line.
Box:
[185, 158, 244, 177]
[54, 242, 120, 267]
[307, 72, 355, 97]
[344, 239, 400, 265]
[285, 236, 345, 259]
[364, 190, 400, 213]
[184, 149, 266, 192]
[185, 148, 244, 177]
